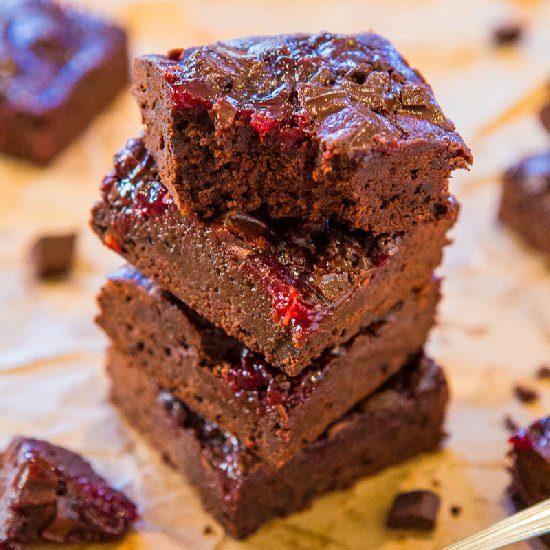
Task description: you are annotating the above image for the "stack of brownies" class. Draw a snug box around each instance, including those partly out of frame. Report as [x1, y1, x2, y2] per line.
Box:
[91, 33, 471, 538]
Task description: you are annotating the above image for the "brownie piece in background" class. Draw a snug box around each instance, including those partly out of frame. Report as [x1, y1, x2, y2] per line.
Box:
[0, 0, 128, 163]
[0, 437, 137, 545]
[108, 347, 448, 539]
[499, 151, 550, 258]
[386, 490, 441, 531]
[97, 265, 440, 466]
[91, 137, 457, 375]
[509, 417, 550, 548]
[134, 33, 471, 231]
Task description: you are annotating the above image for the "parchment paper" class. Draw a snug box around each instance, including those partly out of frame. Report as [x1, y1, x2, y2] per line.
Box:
[1, 0, 550, 548]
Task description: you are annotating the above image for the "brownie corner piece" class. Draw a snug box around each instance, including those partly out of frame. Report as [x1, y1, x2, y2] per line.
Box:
[0, 0, 129, 163]
[499, 150, 550, 257]
[133, 32, 471, 230]
[0, 436, 137, 545]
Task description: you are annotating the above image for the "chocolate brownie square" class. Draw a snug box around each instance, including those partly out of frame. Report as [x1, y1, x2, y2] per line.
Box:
[108, 347, 448, 538]
[97, 265, 440, 466]
[0, 0, 128, 163]
[91, 137, 457, 375]
[508, 417, 550, 547]
[499, 151, 550, 258]
[133, 33, 471, 231]
[0, 437, 137, 545]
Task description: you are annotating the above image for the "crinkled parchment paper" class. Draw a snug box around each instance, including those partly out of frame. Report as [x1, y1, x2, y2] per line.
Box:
[1, 0, 550, 548]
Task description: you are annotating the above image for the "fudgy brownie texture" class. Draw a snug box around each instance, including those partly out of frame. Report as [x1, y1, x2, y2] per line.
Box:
[134, 33, 471, 231]
[499, 151, 550, 258]
[0, 0, 128, 163]
[97, 265, 440, 466]
[509, 417, 550, 548]
[91, 137, 457, 374]
[0, 437, 137, 545]
[108, 347, 448, 539]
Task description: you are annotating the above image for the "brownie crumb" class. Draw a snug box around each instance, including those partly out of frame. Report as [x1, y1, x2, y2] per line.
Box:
[450, 505, 462, 517]
[492, 21, 524, 46]
[514, 384, 539, 404]
[539, 103, 550, 134]
[386, 490, 440, 531]
[31, 233, 76, 279]
[431, 479, 441, 488]
[203, 525, 214, 535]
[504, 415, 519, 432]
[536, 365, 550, 380]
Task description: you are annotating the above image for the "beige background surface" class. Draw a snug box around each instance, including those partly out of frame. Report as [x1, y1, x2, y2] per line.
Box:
[1, 0, 550, 548]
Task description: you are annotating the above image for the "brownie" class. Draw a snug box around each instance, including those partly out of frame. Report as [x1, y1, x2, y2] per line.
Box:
[508, 417, 550, 548]
[499, 151, 550, 258]
[133, 33, 471, 231]
[0, 0, 128, 163]
[108, 347, 448, 538]
[0, 436, 137, 545]
[97, 265, 440, 466]
[91, 137, 457, 375]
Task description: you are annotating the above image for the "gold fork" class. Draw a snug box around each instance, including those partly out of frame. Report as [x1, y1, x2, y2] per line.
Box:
[443, 499, 550, 550]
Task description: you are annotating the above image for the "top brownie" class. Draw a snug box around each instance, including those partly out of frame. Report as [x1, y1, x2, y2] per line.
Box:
[134, 33, 471, 230]
[0, 0, 128, 162]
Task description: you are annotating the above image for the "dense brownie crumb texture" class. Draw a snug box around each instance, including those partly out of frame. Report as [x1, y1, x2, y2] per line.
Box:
[0, 437, 137, 545]
[134, 33, 471, 230]
[0, 0, 128, 163]
[509, 417, 550, 547]
[92, 136, 456, 373]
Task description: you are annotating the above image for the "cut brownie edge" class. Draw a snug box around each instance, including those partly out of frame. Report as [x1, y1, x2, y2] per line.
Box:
[107, 346, 447, 538]
[134, 33, 471, 230]
[97, 265, 441, 466]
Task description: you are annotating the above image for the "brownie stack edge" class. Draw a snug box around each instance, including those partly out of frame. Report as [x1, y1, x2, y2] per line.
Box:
[91, 32, 471, 539]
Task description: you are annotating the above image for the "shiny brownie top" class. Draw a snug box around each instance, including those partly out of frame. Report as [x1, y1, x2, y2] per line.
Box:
[0, 0, 125, 111]
[0, 437, 137, 544]
[505, 151, 550, 197]
[138, 33, 471, 156]
[510, 417, 550, 460]
[99, 137, 453, 346]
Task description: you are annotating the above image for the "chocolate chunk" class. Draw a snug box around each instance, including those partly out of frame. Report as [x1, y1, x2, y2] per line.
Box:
[540, 103, 550, 134]
[514, 384, 539, 404]
[536, 365, 550, 379]
[386, 490, 440, 530]
[0, 437, 137, 544]
[450, 505, 462, 517]
[492, 22, 524, 46]
[30, 233, 76, 279]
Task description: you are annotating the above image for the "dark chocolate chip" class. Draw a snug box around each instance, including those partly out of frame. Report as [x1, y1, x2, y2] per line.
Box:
[30, 233, 76, 279]
[492, 22, 524, 46]
[514, 384, 539, 404]
[386, 490, 440, 531]
[450, 505, 462, 517]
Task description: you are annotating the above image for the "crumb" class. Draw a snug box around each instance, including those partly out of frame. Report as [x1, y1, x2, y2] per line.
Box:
[536, 365, 550, 380]
[431, 479, 441, 488]
[492, 21, 524, 46]
[30, 233, 77, 279]
[504, 415, 519, 432]
[203, 525, 214, 535]
[450, 505, 462, 517]
[514, 384, 539, 404]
